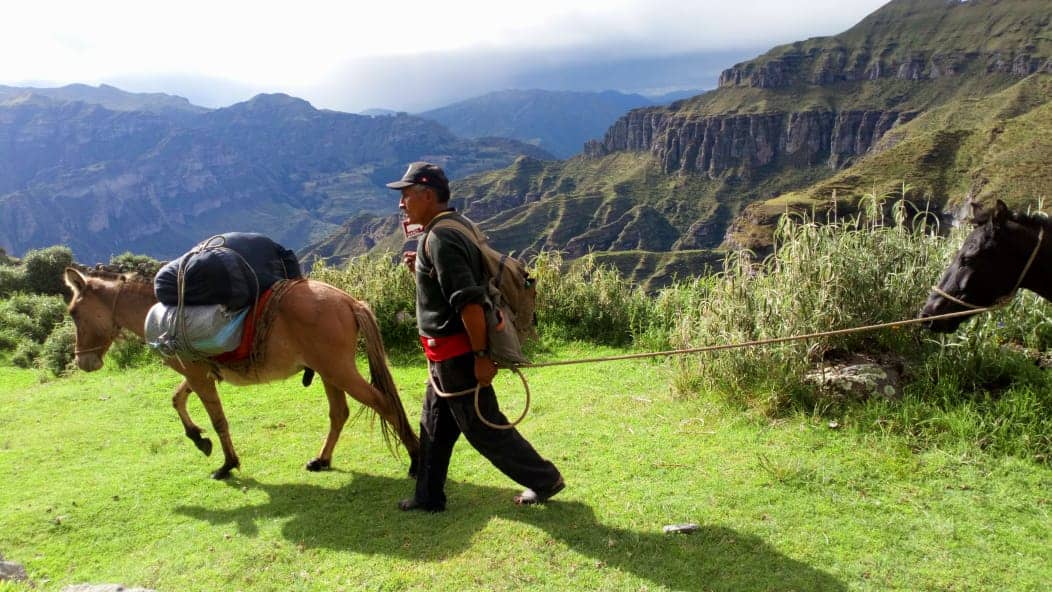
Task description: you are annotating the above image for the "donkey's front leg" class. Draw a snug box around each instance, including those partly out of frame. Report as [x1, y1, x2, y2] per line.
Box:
[171, 380, 212, 457]
[184, 375, 241, 479]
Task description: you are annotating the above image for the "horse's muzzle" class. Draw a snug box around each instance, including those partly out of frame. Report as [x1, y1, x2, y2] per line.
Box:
[917, 307, 963, 334]
[76, 353, 104, 372]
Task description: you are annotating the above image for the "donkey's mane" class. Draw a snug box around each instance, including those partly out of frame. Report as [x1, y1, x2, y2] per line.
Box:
[77, 264, 155, 288]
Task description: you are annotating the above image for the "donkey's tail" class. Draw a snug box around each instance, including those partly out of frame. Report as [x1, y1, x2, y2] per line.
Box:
[351, 300, 420, 456]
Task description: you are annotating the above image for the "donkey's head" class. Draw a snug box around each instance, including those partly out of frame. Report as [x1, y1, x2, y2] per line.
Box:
[63, 267, 122, 371]
[919, 200, 1037, 332]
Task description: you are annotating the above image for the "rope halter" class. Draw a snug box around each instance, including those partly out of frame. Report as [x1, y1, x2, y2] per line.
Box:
[74, 277, 126, 356]
[930, 226, 1044, 312]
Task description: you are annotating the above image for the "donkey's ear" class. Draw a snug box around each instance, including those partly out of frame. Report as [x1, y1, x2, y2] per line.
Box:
[992, 199, 1009, 225]
[63, 267, 86, 295]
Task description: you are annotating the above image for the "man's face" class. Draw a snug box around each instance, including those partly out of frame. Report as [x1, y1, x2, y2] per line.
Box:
[399, 184, 433, 225]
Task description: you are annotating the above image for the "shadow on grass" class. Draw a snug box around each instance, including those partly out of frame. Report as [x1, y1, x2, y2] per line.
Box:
[175, 473, 846, 591]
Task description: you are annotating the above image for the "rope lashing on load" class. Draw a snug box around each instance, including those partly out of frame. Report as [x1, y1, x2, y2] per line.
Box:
[173, 235, 262, 365]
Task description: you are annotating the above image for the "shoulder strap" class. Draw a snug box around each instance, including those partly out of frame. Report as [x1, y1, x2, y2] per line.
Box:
[422, 214, 484, 266]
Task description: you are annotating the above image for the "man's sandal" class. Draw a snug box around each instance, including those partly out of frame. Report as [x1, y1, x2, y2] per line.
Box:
[514, 477, 565, 505]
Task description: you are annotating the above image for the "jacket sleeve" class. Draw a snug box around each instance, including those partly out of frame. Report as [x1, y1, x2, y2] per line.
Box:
[428, 228, 488, 313]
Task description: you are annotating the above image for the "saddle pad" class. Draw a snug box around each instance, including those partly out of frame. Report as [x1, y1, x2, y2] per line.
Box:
[212, 286, 276, 364]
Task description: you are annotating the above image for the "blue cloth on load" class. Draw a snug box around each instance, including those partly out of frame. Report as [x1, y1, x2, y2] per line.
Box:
[155, 233, 302, 310]
[144, 303, 249, 357]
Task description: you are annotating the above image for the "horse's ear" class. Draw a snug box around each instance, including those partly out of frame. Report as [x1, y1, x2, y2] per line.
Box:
[967, 200, 988, 225]
[63, 267, 86, 295]
[967, 200, 980, 224]
[992, 199, 1009, 225]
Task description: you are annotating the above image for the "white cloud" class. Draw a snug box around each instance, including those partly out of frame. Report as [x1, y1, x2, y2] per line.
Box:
[0, 0, 889, 106]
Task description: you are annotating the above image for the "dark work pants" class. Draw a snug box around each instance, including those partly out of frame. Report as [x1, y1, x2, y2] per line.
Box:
[413, 353, 562, 510]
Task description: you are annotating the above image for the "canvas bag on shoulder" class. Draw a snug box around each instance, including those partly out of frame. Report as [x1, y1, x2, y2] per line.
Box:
[424, 214, 536, 366]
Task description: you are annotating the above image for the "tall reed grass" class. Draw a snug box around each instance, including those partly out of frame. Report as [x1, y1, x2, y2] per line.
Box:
[666, 194, 1051, 459]
[309, 256, 418, 355]
[307, 200, 1051, 460]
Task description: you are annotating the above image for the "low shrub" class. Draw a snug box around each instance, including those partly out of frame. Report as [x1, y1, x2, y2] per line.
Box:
[11, 340, 42, 369]
[533, 251, 650, 346]
[107, 332, 156, 370]
[309, 255, 419, 353]
[310, 250, 663, 352]
[0, 265, 25, 297]
[22, 246, 74, 297]
[109, 252, 165, 278]
[39, 319, 76, 376]
[0, 293, 68, 344]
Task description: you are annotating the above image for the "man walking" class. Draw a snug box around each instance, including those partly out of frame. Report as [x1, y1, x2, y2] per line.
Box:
[388, 161, 564, 512]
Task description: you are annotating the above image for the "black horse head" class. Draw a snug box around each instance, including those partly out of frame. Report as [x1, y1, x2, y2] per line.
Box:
[920, 199, 1048, 333]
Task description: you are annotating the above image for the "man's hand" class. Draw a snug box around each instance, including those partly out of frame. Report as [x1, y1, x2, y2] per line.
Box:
[474, 354, 498, 386]
[403, 251, 417, 273]
[460, 303, 495, 386]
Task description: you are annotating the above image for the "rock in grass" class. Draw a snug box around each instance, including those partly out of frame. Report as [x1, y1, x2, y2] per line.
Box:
[62, 586, 158, 592]
[663, 523, 701, 534]
[805, 355, 902, 401]
[0, 559, 28, 582]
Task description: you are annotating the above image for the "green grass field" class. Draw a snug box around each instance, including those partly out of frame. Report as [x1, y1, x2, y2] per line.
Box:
[0, 347, 1049, 591]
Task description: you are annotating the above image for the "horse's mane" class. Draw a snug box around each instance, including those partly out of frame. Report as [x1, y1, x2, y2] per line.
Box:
[971, 201, 1050, 230]
[1009, 210, 1052, 230]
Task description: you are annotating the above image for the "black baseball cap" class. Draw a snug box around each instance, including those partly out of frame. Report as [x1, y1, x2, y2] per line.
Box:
[386, 161, 449, 193]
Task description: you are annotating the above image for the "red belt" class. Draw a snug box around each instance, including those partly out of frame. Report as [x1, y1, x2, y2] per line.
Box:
[420, 333, 472, 362]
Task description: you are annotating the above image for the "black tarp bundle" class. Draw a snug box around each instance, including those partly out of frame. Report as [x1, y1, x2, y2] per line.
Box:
[155, 233, 302, 310]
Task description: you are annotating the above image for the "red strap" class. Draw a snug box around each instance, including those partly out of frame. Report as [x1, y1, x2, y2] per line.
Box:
[419, 333, 472, 362]
[213, 288, 275, 364]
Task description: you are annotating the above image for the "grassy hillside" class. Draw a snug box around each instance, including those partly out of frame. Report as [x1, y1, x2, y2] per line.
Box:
[432, 153, 826, 284]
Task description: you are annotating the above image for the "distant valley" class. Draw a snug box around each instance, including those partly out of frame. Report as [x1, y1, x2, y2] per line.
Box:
[0, 87, 552, 263]
[417, 89, 700, 159]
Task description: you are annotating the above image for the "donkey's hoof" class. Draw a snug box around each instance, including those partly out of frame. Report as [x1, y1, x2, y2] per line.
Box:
[305, 458, 331, 472]
[211, 463, 238, 480]
[195, 437, 213, 457]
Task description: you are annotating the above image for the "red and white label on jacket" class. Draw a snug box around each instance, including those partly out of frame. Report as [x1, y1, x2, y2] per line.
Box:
[402, 220, 424, 240]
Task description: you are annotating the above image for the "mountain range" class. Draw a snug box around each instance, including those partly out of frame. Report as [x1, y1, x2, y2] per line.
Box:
[418, 89, 697, 158]
[0, 89, 552, 263]
[1, 0, 1049, 289]
[305, 0, 1051, 287]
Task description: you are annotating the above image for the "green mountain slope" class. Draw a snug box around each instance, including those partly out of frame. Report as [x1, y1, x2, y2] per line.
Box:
[729, 73, 1052, 249]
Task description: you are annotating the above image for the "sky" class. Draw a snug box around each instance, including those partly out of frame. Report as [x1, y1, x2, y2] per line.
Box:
[0, 0, 890, 112]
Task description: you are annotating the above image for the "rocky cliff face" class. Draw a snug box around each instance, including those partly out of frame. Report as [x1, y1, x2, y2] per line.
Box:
[586, 0, 1050, 180]
[585, 108, 916, 175]
[717, 50, 1052, 89]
